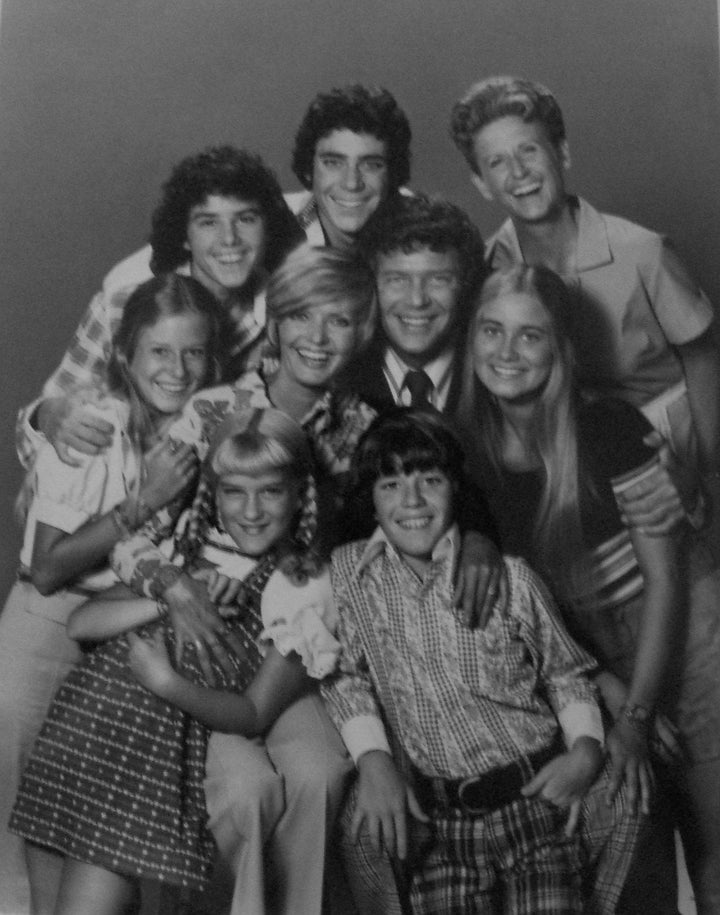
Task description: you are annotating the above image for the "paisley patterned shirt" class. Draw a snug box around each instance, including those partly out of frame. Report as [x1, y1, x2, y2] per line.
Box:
[322, 526, 602, 779]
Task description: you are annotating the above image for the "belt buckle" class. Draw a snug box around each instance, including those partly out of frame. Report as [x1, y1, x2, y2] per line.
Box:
[457, 775, 491, 816]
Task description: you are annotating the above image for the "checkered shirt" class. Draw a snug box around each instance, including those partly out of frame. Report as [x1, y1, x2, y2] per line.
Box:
[323, 532, 601, 779]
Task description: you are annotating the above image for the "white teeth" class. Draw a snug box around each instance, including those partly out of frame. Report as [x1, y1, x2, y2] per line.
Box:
[398, 517, 431, 530]
[399, 316, 431, 328]
[513, 184, 541, 197]
[156, 384, 187, 394]
[297, 349, 330, 363]
[492, 366, 522, 377]
[332, 199, 364, 209]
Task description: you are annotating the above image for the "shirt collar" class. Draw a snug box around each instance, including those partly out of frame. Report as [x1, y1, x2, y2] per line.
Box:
[295, 193, 319, 230]
[300, 387, 335, 429]
[489, 196, 612, 274]
[355, 522, 460, 581]
[573, 197, 613, 271]
[295, 195, 329, 247]
[178, 260, 267, 325]
[384, 347, 454, 399]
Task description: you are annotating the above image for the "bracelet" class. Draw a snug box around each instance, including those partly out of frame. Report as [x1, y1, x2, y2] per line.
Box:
[619, 702, 652, 733]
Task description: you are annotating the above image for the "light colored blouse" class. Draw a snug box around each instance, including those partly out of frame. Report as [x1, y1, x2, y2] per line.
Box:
[202, 536, 339, 680]
[20, 395, 141, 592]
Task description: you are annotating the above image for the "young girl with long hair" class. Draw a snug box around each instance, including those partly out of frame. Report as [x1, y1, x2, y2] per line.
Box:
[10, 407, 339, 915]
[456, 264, 720, 912]
[0, 273, 221, 914]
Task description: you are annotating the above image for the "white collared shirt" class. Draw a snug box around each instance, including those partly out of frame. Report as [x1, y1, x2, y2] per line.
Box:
[383, 348, 454, 411]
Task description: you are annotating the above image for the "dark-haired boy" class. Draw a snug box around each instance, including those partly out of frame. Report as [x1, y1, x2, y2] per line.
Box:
[323, 408, 610, 914]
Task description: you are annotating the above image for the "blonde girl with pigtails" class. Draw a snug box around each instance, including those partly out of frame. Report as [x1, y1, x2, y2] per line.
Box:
[10, 407, 342, 915]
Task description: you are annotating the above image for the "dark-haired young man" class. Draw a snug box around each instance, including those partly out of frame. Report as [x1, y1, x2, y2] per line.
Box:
[287, 83, 412, 251]
[341, 193, 484, 415]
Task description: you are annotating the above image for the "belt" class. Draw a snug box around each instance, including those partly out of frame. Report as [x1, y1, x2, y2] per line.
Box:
[414, 738, 562, 817]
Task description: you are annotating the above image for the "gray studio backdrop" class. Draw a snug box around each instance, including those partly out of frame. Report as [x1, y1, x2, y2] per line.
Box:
[1, 0, 719, 599]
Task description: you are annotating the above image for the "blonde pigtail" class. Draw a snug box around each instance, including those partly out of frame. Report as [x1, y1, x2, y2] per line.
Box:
[295, 471, 318, 549]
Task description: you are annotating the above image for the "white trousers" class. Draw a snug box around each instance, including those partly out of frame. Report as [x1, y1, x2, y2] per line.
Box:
[0, 581, 84, 915]
[204, 690, 353, 915]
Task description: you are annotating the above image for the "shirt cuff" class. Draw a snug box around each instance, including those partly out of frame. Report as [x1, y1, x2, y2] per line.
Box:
[340, 715, 392, 764]
[558, 700, 605, 749]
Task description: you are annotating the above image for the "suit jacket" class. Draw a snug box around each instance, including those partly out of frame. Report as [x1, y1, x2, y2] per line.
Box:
[337, 338, 465, 416]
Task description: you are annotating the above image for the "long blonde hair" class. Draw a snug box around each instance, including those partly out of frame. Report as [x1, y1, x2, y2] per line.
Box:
[456, 264, 586, 597]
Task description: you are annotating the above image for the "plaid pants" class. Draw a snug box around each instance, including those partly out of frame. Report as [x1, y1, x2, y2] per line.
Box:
[340, 760, 640, 915]
[409, 796, 581, 915]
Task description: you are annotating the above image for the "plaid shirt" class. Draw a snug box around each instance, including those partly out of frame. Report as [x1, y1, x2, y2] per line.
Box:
[322, 527, 602, 779]
[112, 369, 376, 598]
[15, 251, 267, 470]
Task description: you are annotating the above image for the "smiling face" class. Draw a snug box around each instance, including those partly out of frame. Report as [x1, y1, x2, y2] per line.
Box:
[215, 468, 300, 557]
[473, 291, 555, 404]
[129, 312, 210, 415]
[312, 129, 389, 248]
[470, 116, 570, 225]
[372, 467, 454, 575]
[376, 247, 461, 369]
[186, 194, 267, 299]
[275, 298, 363, 391]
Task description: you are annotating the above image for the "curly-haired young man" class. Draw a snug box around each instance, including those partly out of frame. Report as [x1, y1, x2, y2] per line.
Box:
[288, 83, 412, 251]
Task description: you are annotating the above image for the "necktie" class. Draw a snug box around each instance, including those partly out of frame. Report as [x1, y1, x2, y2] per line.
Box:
[404, 369, 433, 407]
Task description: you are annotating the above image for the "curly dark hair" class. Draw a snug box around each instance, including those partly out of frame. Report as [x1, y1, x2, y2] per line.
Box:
[358, 193, 485, 295]
[292, 85, 412, 194]
[450, 76, 567, 175]
[150, 146, 304, 276]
